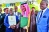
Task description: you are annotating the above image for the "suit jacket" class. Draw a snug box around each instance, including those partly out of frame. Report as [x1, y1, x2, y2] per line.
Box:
[0, 13, 4, 28]
[4, 14, 19, 32]
[36, 8, 49, 32]
[14, 12, 22, 20]
[0, 13, 8, 32]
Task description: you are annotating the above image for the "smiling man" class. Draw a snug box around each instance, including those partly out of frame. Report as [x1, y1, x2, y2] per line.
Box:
[36, 0, 49, 32]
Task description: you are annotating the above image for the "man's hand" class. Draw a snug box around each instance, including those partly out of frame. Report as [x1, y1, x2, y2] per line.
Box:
[10, 25, 16, 29]
[16, 23, 20, 28]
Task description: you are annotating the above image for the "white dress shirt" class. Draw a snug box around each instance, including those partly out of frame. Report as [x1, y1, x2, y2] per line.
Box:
[14, 12, 18, 16]
[23, 11, 26, 17]
[39, 8, 47, 19]
[42, 8, 47, 15]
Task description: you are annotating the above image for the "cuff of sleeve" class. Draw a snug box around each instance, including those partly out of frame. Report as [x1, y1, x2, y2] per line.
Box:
[8, 26, 10, 28]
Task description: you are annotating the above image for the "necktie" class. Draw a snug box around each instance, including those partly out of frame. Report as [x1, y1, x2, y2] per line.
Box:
[40, 11, 43, 18]
[38, 11, 43, 23]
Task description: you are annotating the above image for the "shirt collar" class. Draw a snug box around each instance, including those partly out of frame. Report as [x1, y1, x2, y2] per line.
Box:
[41, 8, 47, 13]
[43, 8, 47, 12]
[14, 12, 18, 13]
[0, 14, 1, 15]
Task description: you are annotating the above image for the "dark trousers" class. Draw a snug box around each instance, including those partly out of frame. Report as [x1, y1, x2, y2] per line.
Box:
[0, 27, 5, 32]
[28, 25, 37, 32]
[20, 28, 27, 32]
[14, 28, 20, 32]
[14, 26, 20, 32]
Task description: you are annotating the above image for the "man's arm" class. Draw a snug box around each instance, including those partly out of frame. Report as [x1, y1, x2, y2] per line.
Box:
[4, 16, 10, 28]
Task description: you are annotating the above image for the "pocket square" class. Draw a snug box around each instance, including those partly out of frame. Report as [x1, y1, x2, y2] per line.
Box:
[43, 16, 46, 18]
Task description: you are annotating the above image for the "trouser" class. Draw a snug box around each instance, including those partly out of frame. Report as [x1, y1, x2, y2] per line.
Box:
[28, 25, 37, 32]
[14, 28, 20, 32]
[0, 27, 5, 32]
[14, 25, 20, 32]
[20, 28, 27, 32]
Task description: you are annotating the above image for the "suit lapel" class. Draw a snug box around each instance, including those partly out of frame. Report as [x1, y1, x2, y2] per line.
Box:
[36, 11, 41, 24]
[37, 8, 49, 24]
[42, 8, 48, 17]
[38, 8, 48, 23]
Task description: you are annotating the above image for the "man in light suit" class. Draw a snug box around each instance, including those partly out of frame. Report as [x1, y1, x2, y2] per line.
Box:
[36, 0, 49, 32]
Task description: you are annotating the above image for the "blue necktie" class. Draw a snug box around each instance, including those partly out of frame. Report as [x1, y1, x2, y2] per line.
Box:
[40, 11, 43, 18]
[38, 11, 43, 23]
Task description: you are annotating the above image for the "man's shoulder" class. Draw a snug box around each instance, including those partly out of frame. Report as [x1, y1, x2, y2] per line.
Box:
[46, 8, 49, 11]
[1, 13, 5, 16]
[18, 12, 21, 14]
[46, 8, 49, 16]
[37, 11, 41, 14]
[2, 13, 5, 16]
[47, 8, 49, 12]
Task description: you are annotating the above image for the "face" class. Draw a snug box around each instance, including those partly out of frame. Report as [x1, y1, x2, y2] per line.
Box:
[9, 8, 13, 15]
[21, 5, 26, 12]
[31, 8, 35, 14]
[31, 8, 35, 13]
[5, 9, 9, 14]
[14, 6, 18, 12]
[40, 1, 48, 10]
[32, 8, 35, 11]
[0, 8, 2, 13]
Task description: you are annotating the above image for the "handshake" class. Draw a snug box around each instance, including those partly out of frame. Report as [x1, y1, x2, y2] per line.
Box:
[10, 23, 19, 29]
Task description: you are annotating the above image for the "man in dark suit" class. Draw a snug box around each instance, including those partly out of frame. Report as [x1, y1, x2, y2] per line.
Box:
[14, 6, 22, 32]
[2, 8, 9, 32]
[14, 6, 21, 20]
[0, 8, 5, 32]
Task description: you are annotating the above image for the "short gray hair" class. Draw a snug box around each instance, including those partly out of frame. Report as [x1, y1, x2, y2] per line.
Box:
[41, 0, 48, 4]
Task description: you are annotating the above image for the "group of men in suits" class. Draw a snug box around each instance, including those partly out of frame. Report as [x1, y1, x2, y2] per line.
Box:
[0, 0, 49, 32]
[0, 5, 21, 32]
[0, 3, 36, 32]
